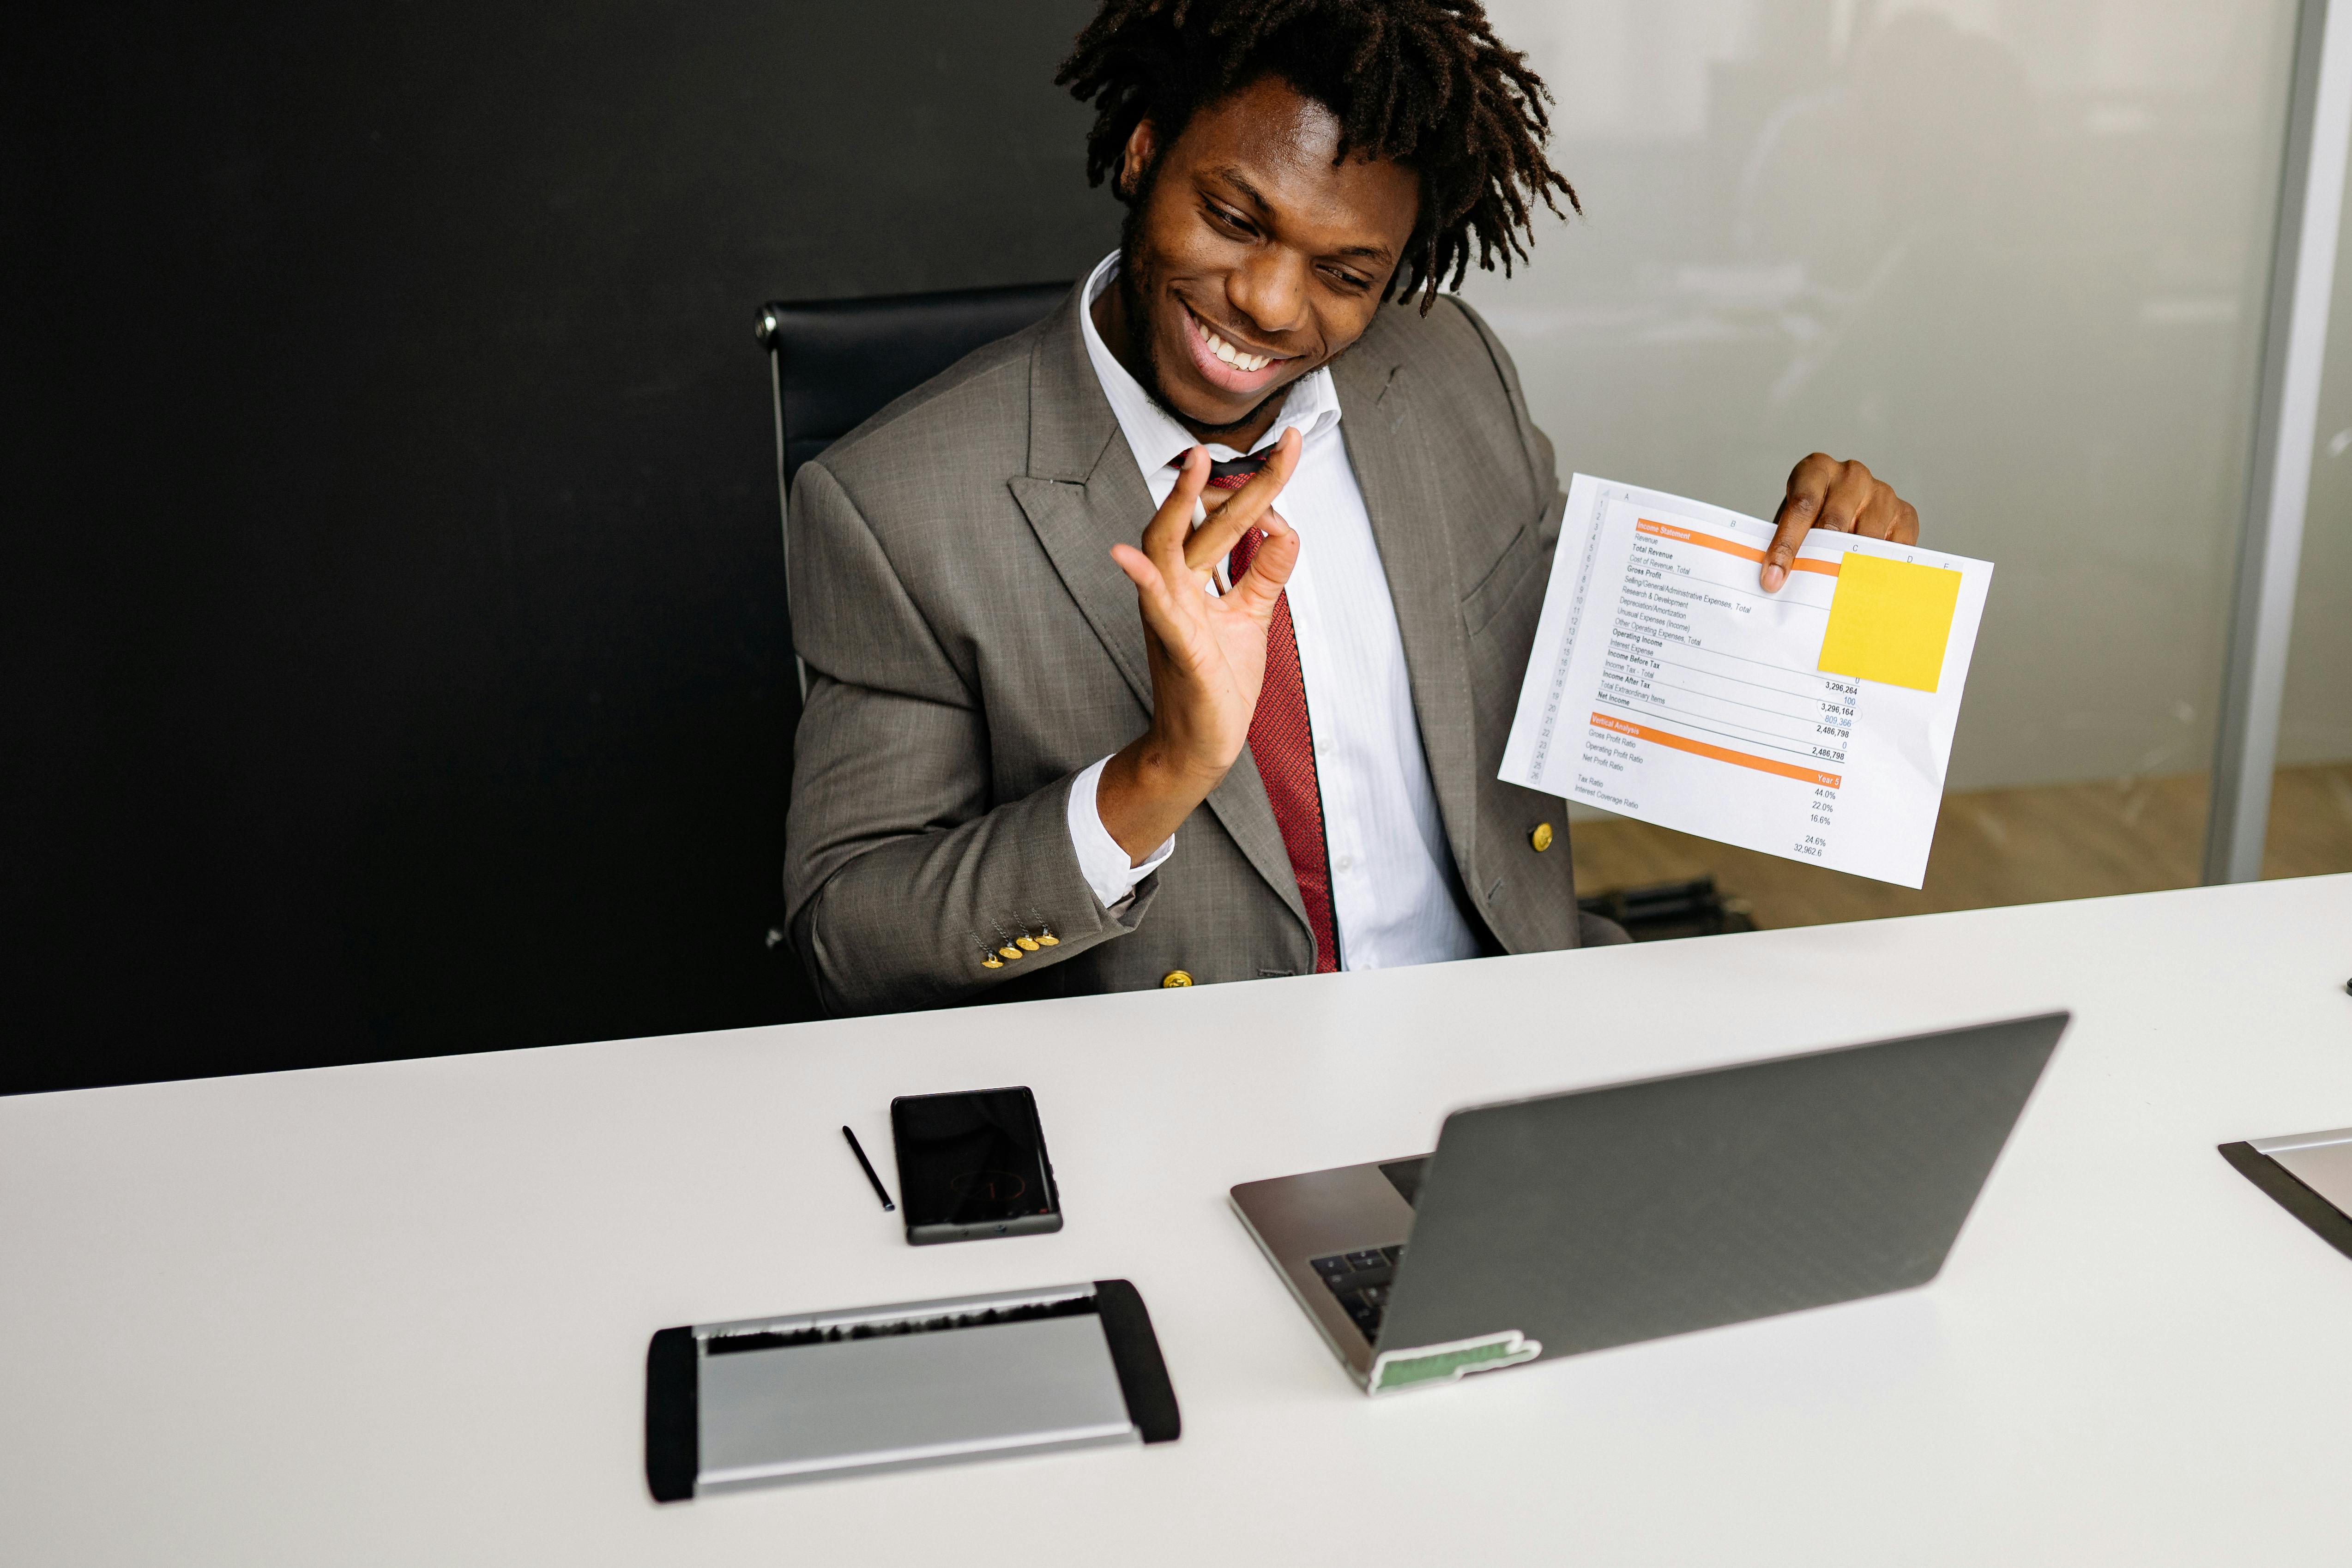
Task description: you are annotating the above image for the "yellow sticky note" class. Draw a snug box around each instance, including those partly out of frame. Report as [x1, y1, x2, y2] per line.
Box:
[1817, 553, 1962, 692]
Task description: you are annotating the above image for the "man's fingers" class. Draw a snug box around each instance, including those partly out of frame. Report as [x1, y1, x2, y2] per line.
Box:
[1855, 492, 1895, 540]
[1852, 487, 1913, 542]
[1204, 428, 1303, 543]
[1224, 511, 1299, 619]
[1761, 496, 1815, 591]
[1180, 428, 1303, 574]
[1761, 453, 1834, 593]
[1141, 448, 1211, 568]
[1111, 542, 1201, 653]
[1185, 475, 1293, 575]
[1110, 541, 1167, 599]
[1818, 459, 1874, 536]
[1183, 489, 1253, 574]
[1762, 454, 1921, 587]
[1261, 427, 1303, 487]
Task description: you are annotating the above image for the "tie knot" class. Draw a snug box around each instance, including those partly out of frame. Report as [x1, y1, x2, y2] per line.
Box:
[1173, 451, 1268, 491]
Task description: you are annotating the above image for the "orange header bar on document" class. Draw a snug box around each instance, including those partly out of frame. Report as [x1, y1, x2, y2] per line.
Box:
[1636, 519, 1839, 575]
[1591, 712, 1843, 789]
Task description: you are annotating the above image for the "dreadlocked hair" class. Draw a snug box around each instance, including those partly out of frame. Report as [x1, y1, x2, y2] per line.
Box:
[1056, 0, 1578, 313]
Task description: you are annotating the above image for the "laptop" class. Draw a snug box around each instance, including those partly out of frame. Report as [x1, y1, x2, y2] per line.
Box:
[1230, 1013, 2069, 1394]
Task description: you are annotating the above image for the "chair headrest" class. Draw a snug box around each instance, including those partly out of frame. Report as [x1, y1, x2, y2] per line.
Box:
[759, 282, 1072, 482]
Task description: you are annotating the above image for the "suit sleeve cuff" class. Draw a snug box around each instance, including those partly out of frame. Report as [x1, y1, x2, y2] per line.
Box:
[1067, 756, 1175, 909]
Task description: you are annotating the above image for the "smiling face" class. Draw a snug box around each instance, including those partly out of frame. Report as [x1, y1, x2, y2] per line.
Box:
[1092, 74, 1423, 447]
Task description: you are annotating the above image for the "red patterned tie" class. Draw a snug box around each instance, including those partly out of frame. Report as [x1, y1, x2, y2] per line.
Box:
[1222, 501, 1342, 975]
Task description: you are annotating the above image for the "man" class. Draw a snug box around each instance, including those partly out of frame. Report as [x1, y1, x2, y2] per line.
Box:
[784, 0, 1920, 1016]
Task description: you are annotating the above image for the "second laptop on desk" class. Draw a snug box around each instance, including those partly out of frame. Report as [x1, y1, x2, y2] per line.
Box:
[1231, 1013, 2068, 1394]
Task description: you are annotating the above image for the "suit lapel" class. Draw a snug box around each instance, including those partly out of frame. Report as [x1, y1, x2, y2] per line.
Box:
[1007, 291, 1305, 930]
[1333, 342, 1482, 896]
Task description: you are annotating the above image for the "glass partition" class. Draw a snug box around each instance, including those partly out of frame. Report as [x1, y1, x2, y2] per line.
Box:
[1465, 0, 2302, 933]
[2273, 109, 2352, 881]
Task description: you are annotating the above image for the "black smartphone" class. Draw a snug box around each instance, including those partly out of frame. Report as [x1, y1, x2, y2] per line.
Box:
[889, 1086, 1062, 1246]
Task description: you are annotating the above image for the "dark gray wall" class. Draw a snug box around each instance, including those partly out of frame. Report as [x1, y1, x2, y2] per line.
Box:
[3, 1, 1118, 1092]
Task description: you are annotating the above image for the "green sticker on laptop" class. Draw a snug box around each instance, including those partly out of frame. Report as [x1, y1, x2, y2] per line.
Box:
[1368, 1330, 1542, 1394]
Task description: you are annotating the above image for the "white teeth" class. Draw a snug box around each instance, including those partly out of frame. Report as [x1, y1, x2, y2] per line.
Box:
[1197, 318, 1270, 373]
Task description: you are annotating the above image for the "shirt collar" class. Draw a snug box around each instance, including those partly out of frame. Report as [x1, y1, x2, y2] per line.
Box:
[1078, 250, 1343, 484]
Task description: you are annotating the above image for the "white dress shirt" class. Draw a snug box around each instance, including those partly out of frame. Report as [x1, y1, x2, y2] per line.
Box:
[1066, 252, 1481, 971]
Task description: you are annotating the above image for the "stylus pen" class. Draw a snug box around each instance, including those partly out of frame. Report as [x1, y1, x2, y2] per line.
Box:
[841, 1125, 896, 1212]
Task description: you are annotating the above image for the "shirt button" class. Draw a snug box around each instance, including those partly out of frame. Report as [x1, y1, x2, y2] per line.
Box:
[1336, 855, 1354, 873]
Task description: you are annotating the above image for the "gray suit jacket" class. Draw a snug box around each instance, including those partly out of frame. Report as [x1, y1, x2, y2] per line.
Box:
[784, 283, 1623, 1016]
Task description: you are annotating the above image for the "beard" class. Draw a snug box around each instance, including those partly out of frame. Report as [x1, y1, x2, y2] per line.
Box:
[1114, 168, 1300, 442]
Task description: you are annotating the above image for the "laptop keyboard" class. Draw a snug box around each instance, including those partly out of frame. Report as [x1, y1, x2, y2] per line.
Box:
[1310, 1245, 1405, 1339]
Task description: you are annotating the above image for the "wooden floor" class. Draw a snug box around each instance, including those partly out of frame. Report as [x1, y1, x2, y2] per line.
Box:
[1571, 762, 2352, 931]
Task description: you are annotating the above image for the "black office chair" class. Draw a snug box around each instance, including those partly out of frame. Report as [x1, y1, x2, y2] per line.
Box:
[756, 281, 1072, 698]
[753, 281, 1070, 982]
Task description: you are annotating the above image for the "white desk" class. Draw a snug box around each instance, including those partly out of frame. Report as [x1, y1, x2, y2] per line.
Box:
[5, 877, 2350, 1565]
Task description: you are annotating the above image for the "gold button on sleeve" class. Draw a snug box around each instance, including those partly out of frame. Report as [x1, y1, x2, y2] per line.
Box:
[1161, 969, 1194, 988]
[1015, 935, 1040, 952]
[999, 945, 1024, 961]
[1530, 821, 1555, 852]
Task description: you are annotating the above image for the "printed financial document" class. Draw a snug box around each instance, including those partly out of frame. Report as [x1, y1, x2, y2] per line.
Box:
[1501, 475, 1992, 888]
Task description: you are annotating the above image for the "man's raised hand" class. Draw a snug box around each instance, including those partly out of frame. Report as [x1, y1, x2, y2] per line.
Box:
[1097, 430, 1302, 864]
[1759, 453, 1920, 592]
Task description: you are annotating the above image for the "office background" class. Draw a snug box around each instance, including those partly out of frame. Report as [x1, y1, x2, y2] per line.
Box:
[6, 0, 1116, 1092]
[1468, 0, 2352, 923]
[6, 0, 2346, 1096]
